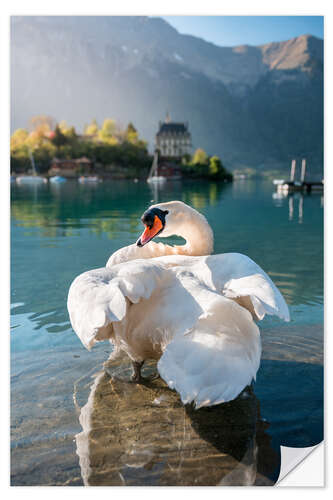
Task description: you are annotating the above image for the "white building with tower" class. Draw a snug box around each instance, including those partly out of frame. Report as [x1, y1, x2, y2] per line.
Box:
[155, 113, 192, 158]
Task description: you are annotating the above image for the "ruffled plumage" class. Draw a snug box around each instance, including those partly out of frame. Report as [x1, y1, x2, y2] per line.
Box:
[68, 248, 289, 407]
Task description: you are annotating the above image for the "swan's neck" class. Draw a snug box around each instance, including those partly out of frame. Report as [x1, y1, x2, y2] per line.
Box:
[107, 208, 214, 267]
[169, 212, 214, 256]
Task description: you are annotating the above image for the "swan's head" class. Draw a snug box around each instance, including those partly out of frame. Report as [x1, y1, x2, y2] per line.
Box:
[136, 206, 169, 247]
[136, 200, 207, 247]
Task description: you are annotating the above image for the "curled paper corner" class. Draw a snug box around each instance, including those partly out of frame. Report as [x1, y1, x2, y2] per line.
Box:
[277, 441, 324, 486]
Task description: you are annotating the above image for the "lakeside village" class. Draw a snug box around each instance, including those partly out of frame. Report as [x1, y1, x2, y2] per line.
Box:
[10, 114, 233, 183]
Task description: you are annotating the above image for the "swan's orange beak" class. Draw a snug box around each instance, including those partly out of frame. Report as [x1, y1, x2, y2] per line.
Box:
[137, 215, 163, 247]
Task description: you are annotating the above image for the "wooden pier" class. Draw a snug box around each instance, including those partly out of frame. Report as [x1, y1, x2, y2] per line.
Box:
[274, 159, 323, 193]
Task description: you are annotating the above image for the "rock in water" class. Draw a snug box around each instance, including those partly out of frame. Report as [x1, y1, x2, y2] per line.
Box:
[75, 359, 279, 486]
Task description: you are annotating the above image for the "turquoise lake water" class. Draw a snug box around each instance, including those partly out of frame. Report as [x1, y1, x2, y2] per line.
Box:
[10, 179, 323, 485]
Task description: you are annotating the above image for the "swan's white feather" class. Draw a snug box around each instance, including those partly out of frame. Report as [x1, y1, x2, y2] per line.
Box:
[152, 253, 290, 322]
[68, 201, 290, 408]
[206, 253, 290, 321]
[67, 260, 166, 350]
[157, 295, 261, 408]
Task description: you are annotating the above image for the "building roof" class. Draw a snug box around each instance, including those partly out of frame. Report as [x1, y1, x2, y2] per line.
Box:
[157, 122, 189, 136]
[76, 156, 91, 163]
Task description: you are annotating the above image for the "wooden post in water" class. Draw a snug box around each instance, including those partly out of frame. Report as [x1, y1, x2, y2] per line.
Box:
[290, 159, 296, 182]
[300, 158, 307, 183]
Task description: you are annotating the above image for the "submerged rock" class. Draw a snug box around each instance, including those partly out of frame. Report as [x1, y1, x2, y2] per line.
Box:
[75, 359, 279, 486]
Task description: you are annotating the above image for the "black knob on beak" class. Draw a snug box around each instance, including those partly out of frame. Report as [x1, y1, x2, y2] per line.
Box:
[141, 211, 155, 229]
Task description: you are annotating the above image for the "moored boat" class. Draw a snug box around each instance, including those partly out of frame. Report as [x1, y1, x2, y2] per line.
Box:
[16, 175, 47, 185]
[78, 176, 101, 183]
[49, 176, 67, 184]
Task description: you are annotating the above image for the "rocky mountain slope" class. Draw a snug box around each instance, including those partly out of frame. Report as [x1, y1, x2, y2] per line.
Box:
[11, 16, 323, 172]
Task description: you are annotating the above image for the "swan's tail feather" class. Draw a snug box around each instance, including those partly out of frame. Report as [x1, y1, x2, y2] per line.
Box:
[158, 297, 261, 408]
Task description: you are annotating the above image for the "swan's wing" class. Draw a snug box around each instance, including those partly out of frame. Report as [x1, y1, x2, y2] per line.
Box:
[67, 260, 165, 350]
[203, 253, 290, 321]
[158, 294, 261, 409]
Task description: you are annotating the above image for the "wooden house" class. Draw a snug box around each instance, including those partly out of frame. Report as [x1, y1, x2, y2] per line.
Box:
[49, 157, 92, 177]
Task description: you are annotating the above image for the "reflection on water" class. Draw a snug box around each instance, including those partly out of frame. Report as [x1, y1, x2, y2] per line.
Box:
[272, 191, 312, 224]
[11, 179, 323, 485]
[12, 180, 225, 238]
[75, 359, 279, 486]
[72, 325, 323, 487]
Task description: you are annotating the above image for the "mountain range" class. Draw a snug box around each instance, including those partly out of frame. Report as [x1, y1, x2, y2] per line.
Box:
[11, 16, 323, 174]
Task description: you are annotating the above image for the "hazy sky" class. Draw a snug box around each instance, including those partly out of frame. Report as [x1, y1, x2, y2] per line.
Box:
[162, 16, 324, 47]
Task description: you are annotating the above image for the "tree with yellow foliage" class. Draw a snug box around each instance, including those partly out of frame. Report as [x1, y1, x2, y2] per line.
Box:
[125, 122, 138, 144]
[191, 148, 209, 165]
[10, 128, 28, 150]
[84, 119, 99, 136]
[98, 118, 118, 144]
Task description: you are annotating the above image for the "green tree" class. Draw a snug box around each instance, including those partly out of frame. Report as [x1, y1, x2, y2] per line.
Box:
[10, 117, 152, 175]
[33, 141, 57, 172]
[59, 120, 70, 134]
[52, 125, 67, 148]
[63, 126, 78, 145]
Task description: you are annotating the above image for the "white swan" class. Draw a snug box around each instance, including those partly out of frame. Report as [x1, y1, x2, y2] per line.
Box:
[68, 201, 289, 409]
